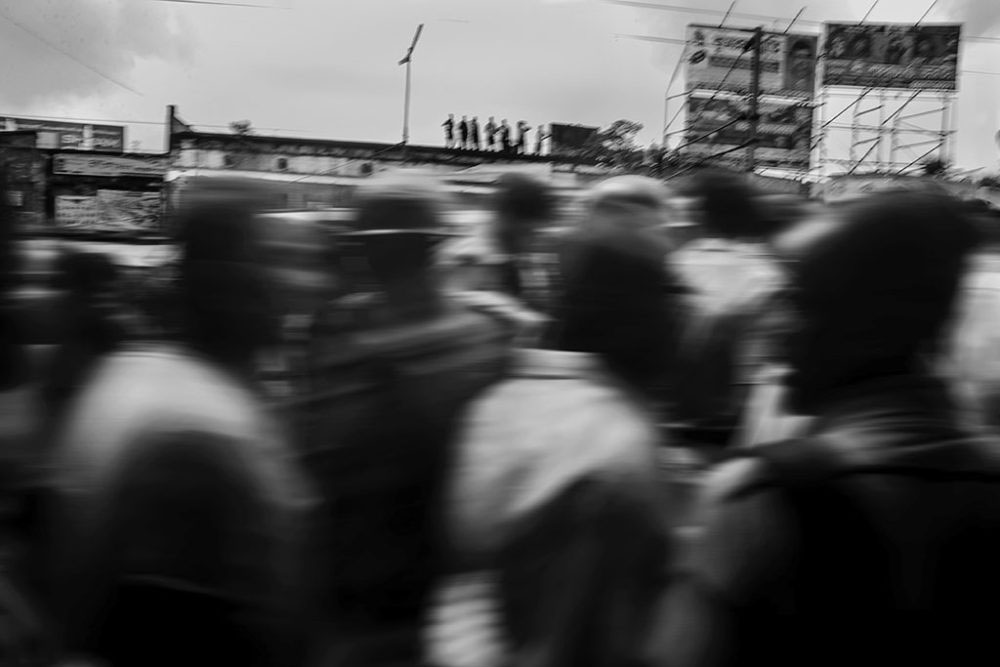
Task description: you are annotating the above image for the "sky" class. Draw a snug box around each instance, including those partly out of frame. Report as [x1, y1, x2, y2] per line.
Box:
[2, 0, 1000, 171]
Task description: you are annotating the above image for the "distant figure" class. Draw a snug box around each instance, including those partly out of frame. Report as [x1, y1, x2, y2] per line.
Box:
[516, 121, 529, 155]
[499, 120, 512, 155]
[459, 116, 470, 150]
[470, 117, 481, 151]
[443, 114, 456, 149]
[484, 117, 498, 152]
[534, 124, 547, 155]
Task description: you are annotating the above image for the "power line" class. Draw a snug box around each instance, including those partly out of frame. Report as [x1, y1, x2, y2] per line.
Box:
[149, 0, 280, 7]
[0, 6, 142, 96]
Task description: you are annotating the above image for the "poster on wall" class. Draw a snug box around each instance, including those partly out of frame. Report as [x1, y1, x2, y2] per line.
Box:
[55, 196, 100, 228]
[821, 23, 961, 90]
[685, 24, 819, 99]
[97, 190, 162, 231]
[684, 94, 813, 169]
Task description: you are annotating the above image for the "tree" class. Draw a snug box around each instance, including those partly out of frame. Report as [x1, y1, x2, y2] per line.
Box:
[582, 119, 646, 172]
[229, 120, 255, 136]
[922, 158, 949, 177]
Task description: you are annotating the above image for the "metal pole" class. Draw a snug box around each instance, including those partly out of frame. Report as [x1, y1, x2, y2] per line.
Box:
[746, 26, 762, 172]
[403, 60, 411, 145]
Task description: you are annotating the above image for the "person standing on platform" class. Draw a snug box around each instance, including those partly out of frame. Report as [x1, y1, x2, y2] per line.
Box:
[470, 117, 481, 151]
[443, 114, 456, 149]
[459, 116, 469, 151]
[534, 124, 547, 155]
[499, 120, 512, 155]
[484, 117, 497, 152]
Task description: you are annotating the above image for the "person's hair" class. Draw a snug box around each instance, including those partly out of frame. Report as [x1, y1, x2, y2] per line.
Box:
[685, 168, 768, 239]
[493, 173, 556, 224]
[53, 251, 119, 294]
[175, 201, 276, 369]
[548, 230, 677, 394]
[785, 190, 980, 411]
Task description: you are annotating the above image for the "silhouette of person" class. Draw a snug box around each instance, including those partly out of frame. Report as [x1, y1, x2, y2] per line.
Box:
[442, 114, 455, 149]
[485, 117, 498, 152]
[470, 117, 481, 151]
[459, 116, 469, 150]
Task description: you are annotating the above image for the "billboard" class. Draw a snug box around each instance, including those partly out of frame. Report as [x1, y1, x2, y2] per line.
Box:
[821, 23, 961, 90]
[55, 196, 100, 228]
[685, 94, 813, 169]
[53, 153, 167, 178]
[97, 190, 162, 231]
[0, 117, 125, 152]
[55, 190, 162, 231]
[686, 25, 819, 99]
[549, 123, 599, 156]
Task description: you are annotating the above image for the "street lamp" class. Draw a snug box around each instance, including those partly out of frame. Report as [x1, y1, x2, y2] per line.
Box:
[399, 23, 424, 145]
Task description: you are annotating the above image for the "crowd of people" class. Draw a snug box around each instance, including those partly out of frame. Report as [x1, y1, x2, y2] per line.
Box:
[0, 163, 999, 666]
[442, 115, 546, 155]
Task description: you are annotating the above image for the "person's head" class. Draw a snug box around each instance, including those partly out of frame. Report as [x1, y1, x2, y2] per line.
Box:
[684, 169, 768, 240]
[176, 199, 277, 372]
[492, 172, 556, 255]
[351, 172, 453, 287]
[829, 33, 847, 55]
[548, 229, 677, 395]
[782, 191, 980, 414]
[449, 113, 454, 120]
[851, 33, 871, 57]
[916, 35, 935, 58]
[584, 176, 673, 253]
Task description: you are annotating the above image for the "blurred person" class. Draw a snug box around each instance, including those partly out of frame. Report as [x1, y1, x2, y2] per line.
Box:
[470, 116, 481, 151]
[534, 124, 547, 155]
[646, 191, 1000, 667]
[515, 121, 529, 155]
[484, 117, 497, 152]
[459, 116, 469, 151]
[668, 169, 789, 457]
[39, 252, 129, 433]
[439, 172, 558, 317]
[499, 120, 512, 155]
[42, 199, 316, 667]
[0, 168, 52, 666]
[442, 114, 456, 150]
[427, 228, 675, 667]
[301, 173, 521, 667]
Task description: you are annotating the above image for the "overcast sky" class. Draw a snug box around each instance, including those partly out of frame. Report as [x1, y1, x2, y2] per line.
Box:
[2, 0, 1000, 170]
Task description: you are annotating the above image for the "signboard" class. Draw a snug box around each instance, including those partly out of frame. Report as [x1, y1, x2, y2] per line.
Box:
[53, 153, 167, 178]
[1, 117, 125, 152]
[686, 25, 818, 99]
[97, 190, 162, 231]
[55, 195, 100, 227]
[685, 94, 813, 169]
[821, 23, 961, 90]
[549, 123, 599, 156]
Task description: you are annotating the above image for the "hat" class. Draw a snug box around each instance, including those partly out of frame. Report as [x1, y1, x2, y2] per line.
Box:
[344, 172, 460, 238]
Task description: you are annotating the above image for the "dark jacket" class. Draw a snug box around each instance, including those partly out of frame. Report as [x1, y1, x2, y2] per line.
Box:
[299, 293, 516, 665]
[648, 375, 1000, 667]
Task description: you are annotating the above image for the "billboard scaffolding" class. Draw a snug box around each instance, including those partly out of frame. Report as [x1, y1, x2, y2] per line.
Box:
[812, 22, 960, 177]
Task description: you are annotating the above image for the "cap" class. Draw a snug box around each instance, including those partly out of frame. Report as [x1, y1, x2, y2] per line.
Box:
[344, 172, 460, 238]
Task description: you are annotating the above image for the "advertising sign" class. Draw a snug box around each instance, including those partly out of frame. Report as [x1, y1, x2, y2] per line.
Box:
[55, 195, 100, 228]
[53, 153, 167, 178]
[1, 117, 125, 152]
[685, 94, 813, 169]
[549, 123, 599, 156]
[97, 190, 162, 231]
[686, 24, 818, 99]
[821, 23, 961, 90]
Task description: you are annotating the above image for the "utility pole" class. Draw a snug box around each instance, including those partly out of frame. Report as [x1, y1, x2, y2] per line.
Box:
[399, 24, 424, 146]
[746, 26, 763, 173]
